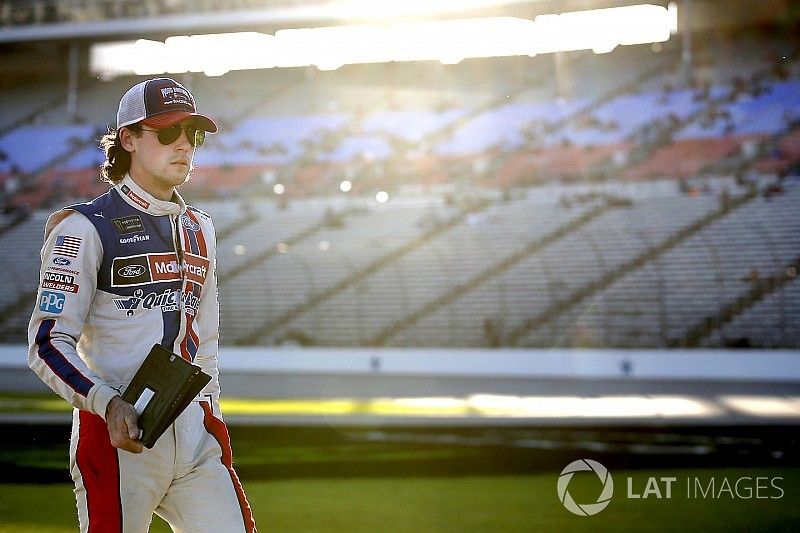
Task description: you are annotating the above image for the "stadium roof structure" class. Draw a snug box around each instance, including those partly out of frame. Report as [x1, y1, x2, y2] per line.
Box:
[0, 0, 547, 43]
[0, 0, 789, 44]
[0, 0, 794, 84]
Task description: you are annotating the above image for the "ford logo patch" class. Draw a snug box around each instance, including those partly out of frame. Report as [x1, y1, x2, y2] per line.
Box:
[181, 215, 201, 232]
[118, 265, 146, 278]
[53, 257, 72, 266]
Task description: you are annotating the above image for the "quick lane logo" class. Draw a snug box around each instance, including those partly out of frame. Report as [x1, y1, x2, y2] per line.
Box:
[41, 272, 79, 293]
[113, 288, 200, 316]
[111, 252, 209, 287]
[557, 459, 614, 516]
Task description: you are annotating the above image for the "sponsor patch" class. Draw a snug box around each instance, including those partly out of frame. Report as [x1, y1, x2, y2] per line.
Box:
[47, 266, 80, 276]
[149, 253, 183, 283]
[121, 184, 150, 210]
[112, 215, 145, 234]
[52, 257, 72, 266]
[53, 235, 81, 258]
[113, 288, 200, 317]
[113, 289, 143, 316]
[39, 291, 66, 314]
[183, 254, 209, 285]
[181, 214, 201, 232]
[111, 255, 153, 287]
[119, 234, 150, 244]
[41, 272, 79, 293]
[110, 252, 209, 287]
[160, 86, 193, 107]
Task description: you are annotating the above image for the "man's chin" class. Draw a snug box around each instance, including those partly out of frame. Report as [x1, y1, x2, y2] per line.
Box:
[170, 166, 193, 186]
[181, 166, 193, 185]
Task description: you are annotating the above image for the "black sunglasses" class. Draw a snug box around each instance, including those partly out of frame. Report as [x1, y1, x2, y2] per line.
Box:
[140, 125, 205, 147]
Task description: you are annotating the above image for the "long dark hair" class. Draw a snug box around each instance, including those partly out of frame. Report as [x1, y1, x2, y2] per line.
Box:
[99, 124, 141, 183]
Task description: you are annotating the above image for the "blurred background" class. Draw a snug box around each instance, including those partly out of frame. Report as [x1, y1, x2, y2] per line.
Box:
[0, 0, 799, 531]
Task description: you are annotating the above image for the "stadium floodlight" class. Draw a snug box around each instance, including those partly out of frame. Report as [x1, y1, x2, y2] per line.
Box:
[90, 4, 676, 78]
[331, 0, 534, 20]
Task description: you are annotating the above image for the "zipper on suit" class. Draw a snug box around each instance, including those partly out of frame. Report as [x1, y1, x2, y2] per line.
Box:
[170, 213, 186, 316]
[171, 214, 185, 278]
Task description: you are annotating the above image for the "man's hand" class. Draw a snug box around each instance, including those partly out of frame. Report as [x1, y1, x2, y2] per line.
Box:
[105, 396, 144, 453]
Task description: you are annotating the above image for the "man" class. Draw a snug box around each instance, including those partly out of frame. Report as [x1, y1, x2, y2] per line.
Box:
[28, 77, 257, 533]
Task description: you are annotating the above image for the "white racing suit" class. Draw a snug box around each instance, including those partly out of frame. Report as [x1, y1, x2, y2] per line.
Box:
[27, 175, 256, 532]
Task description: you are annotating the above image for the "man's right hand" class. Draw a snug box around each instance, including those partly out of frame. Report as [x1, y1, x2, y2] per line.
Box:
[105, 396, 144, 453]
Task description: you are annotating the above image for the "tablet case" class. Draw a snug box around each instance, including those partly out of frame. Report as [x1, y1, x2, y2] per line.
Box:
[121, 344, 212, 448]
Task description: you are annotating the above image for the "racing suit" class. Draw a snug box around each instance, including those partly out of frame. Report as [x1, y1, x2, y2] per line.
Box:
[28, 175, 256, 533]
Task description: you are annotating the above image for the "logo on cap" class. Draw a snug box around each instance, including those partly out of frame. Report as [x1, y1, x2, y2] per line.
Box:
[143, 79, 196, 118]
[155, 84, 194, 112]
[117, 77, 217, 132]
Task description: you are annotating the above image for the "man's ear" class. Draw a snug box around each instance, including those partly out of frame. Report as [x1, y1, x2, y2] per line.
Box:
[119, 127, 136, 153]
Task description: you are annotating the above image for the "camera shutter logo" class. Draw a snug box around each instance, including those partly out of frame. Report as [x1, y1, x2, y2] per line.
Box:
[557, 459, 614, 516]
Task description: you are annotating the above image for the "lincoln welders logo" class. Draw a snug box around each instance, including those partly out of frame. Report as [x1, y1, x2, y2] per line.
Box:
[557, 459, 614, 516]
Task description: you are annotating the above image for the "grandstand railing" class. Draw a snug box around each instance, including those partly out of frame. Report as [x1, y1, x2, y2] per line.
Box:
[506, 185, 760, 346]
[677, 254, 800, 348]
[237, 197, 491, 345]
[367, 200, 612, 347]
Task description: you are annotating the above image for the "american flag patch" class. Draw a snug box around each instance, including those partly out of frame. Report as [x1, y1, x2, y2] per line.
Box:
[53, 235, 82, 258]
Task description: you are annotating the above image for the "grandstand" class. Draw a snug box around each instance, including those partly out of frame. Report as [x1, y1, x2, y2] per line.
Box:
[1, 14, 798, 349]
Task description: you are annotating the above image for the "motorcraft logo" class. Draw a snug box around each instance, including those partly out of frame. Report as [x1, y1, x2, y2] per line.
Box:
[113, 287, 200, 316]
[111, 252, 209, 287]
[41, 272, 79, 294]
[558, 459, 614, 516]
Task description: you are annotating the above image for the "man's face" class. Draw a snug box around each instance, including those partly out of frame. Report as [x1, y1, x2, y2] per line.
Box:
[122, 121, 196, 198]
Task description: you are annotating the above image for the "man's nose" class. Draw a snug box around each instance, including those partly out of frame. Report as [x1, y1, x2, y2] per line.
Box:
[175, 130, 192, 150]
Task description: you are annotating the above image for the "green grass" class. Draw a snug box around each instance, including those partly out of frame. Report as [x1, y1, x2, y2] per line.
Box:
[1, 468, 798, 532]
[2, 393, 798, 531]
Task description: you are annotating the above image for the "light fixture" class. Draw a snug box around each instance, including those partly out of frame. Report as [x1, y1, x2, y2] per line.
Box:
[91, 4, 676, 78]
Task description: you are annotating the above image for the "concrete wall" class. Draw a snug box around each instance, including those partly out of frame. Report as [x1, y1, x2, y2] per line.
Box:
[4, 345, 799, 398]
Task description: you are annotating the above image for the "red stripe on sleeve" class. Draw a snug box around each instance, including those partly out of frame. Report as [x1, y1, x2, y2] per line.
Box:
[187, 210, 208, 257]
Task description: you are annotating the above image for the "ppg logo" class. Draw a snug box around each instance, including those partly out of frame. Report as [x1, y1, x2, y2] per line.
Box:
[39, 291, 66, 314]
